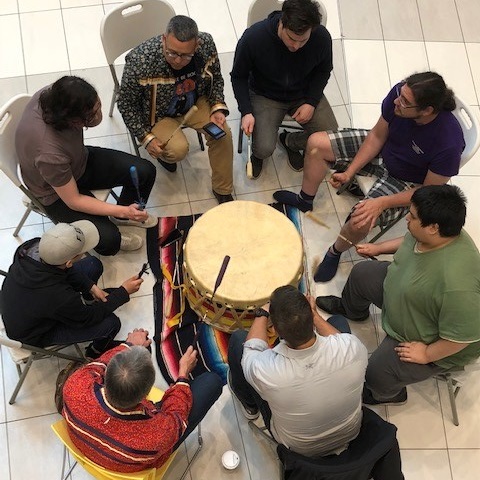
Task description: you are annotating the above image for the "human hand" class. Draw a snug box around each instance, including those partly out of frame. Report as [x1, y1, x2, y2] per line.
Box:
[210, 111, 226, 128]
[90, 284, 108, 303]
[242, 113, 255, 136]
[395, 341, 429, 364]
[123, 203, 149, 222]
[146, 137, 165, 159]
[292, 104, 315, 124]
[329, 171, 352, 190]
[355, 243, 380, 259]
[122, 275, 144, 295]
[126, 328, 152, 347]
[178, 345, 198, 377]
[350, 198, 385, 231]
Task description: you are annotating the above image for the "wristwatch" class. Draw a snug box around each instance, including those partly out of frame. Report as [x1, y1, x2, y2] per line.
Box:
[253, 307, 270, 318]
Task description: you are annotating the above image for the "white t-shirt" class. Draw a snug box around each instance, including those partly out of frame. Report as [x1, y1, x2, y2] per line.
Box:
[242, 332, 368, 457]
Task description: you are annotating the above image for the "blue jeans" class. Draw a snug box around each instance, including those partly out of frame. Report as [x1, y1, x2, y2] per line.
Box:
[171, 372, 223, 450]
[228, 316, 351, 430]
[39, 256, 121, 352]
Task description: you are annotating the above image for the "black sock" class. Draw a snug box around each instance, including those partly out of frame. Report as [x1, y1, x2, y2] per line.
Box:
[299, 190, 314, 203]
[330, 244, 341, 255]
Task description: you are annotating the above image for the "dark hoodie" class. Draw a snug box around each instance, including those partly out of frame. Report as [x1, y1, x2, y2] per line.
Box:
[1, 238, 129, 346]
[230, 11, 333, 116]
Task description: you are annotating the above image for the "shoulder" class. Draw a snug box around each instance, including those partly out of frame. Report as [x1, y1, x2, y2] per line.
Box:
[310, 24, 332, 43]
[127, 35, 161, 60]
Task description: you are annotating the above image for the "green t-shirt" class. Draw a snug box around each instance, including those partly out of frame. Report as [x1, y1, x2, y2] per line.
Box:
[382, 230, 480, 369]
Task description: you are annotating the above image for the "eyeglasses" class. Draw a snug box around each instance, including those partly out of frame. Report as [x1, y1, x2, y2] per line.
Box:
[395, 82, 418, 109]
[163, 36, 195, 60]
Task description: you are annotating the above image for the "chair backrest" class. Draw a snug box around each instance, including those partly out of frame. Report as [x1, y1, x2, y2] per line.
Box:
[0, 94, 32, 188]
[100, 0, 175, 66]
[277, 407, 404, 480]
[452, 95, 480, 168]
[247, 0, 327, 28]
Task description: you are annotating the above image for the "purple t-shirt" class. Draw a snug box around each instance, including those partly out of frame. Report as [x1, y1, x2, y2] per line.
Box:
[381, 84, 464, 184]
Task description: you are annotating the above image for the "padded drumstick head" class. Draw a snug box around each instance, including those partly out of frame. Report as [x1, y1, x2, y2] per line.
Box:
[183, 104, 198, 123]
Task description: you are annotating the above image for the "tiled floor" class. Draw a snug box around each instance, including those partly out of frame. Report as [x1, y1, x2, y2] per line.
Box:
[1, 1, 479, 479]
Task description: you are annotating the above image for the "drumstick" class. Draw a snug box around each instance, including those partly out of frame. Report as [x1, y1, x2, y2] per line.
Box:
[337, 234, 377, 261]
[160, 105, 199, 148]
[246, 134, 253, 179]
[129, 165, 145, 210]
[192, 255, 231, 348]
[305, 211, 330, 229]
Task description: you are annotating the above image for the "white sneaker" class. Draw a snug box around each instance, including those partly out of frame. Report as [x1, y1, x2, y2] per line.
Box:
[110, 214, 158, 229]
[120, 232, 143, 251]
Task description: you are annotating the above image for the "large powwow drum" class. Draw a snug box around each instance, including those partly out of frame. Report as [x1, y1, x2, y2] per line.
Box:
[182, 201, 303, 333]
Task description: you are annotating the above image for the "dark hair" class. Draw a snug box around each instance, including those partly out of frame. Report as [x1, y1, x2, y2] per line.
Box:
[281, 0, 321, 35]
[166, 15, 198, 42]
[39, 76, 98, 131]
[270, 285, 314, 348]
[405, 71, 456, 113]
[105, 347, 155, 409]
[411, 184, 466, 237]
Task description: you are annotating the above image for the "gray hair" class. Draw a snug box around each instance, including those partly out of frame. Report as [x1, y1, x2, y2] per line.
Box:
[166, 15, 199, 42]
[105, 347, 155, 409]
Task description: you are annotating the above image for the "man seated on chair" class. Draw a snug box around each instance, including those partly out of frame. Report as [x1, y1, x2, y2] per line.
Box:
[274, 71, 465, 282]
[315, 185, 480, 406]
[230, 0, 338, 179]
[117, 15, 234, 204]
[1, 221, 144, 358]
[228, 285, 367, 457]
[16, 76, 157, 255]
[62, 329, 223, 473]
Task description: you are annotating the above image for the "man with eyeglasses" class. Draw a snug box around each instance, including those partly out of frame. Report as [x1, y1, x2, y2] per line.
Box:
[274, 71, 465, 282]
[118, 15, 234, 204]
[231, 0, 338, 179]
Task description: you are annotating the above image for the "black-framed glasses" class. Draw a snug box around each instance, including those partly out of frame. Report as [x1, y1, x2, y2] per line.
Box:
[163, 36, 195, 60]
[395, 82, 418, 109]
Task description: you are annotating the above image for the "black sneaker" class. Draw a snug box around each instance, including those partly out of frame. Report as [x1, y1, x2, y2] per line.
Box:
[362, 387, 408, 406]
[279, 130, 304, 171]
[213, 190, 234, 204]
[158, 158, 177, 172]
[315, 295, 369, 321]
[249, 155, 263, 179]
[227, 369, 259, 420]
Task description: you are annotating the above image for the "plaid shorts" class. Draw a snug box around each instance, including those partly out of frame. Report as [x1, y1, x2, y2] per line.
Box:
[328, 129, 418, 226]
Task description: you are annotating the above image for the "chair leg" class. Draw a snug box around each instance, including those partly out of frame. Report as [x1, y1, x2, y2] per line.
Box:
[61, 445, 78, 480]
[237, 123, 244, 154]
[9, 355, 35, 404]
[445, 375, 460, 426]
[129, 130, 141, 157]
[108, 64, 119, 118]
[179, 423, 203, 480]
[13, 204, 34, 237]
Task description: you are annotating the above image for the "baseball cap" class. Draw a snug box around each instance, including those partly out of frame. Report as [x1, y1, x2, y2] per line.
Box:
[39, 220, 100, 265]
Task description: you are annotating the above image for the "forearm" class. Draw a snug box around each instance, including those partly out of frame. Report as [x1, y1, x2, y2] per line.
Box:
[63, 193, 129, 217]
[313, 311, 340, 336]
[246, 316, 269, 343]
[374, 237, 404, 255]
[305, 70, 331, 106]
[346, 138, 384, 177]
[376, 187, 417, 210]
[426, 339, 469, 363]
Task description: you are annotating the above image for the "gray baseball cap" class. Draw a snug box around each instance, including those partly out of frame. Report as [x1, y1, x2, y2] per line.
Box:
[39, 220, 100, 265]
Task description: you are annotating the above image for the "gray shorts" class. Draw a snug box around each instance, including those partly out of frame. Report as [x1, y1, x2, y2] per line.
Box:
[328, 129, 418, 226]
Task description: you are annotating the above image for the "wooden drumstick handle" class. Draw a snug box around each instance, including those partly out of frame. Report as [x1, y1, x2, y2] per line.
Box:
[160, 105, 199, 148]
[305, 211, 330, 229]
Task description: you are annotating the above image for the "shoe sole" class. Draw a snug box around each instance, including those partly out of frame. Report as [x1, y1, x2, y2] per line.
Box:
[363, 398, 407, 406]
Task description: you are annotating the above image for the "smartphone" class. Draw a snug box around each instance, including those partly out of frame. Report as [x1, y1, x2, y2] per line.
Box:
[138, 262, 149, 278]
[159, 228, 183, 248]
[203, 122, 226, 140]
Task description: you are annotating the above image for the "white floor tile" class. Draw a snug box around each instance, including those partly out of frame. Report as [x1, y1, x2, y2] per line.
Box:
[321, 0, 341, 40]
[26, 71, 70, 94]
[400, 449, 453, 480]
[449, 449, 480, 480]
[219, 51, 239, 120]
[417, 0, 463, 42]
[425, 42, 477, 106]
[63, 6, 106, 70]
[465, 43, 480, 106]
[384, 41, 430, 84]
[451, 176, 480, 244]
[0, 423, 9, 478]
[61, 0, 101, 7]
[18, 0, 60, 13]
[338, 0, 382, 40]
[0, 0, 17, 15]
[226, 0, 250, 39]
[456, 0, 480, 42]
[0, 16, 25, 78]
[0, 78, 28, 107]
[344, 40, 390, 104]
[350, 104, 381, 129]
[378, 0, 423, 41]
[20, 10, 70, 75]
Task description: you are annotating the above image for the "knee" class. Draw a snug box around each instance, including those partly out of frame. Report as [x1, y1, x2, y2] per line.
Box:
[165, 140, 189, 162]
[253, 134, 276, 160]
[350, 261, 372, 284]
[137, 158, 157, 181]
[85, 256, 104, 278]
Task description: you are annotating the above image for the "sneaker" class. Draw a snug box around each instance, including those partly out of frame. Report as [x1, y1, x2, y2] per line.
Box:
[249, 155, 263, 179]
[212, 190, 234, 204]
[158, 158, 177, 172]
[110, 213, 158, 229]
[273, 190, 313, 212]
[85, 340, 124, 359]
[313, 249, 341, 282]
[227, 369, 259, 420]
[315, 295, 369, 321]
[362, 387, 408, 406]
[279, 130, 304, 171]
[120, 232, 143, 251]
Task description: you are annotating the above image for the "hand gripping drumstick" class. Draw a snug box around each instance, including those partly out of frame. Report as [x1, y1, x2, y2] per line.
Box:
[246, 134, 253, 179]
[337, 234, 377, 261]
[192, 255, 231, 347]
[160, 105, 199, 148]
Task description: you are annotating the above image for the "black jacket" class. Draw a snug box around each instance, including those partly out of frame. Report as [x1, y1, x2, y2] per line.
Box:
[230, 11, 333, 116]
[1, 238, 129, 346]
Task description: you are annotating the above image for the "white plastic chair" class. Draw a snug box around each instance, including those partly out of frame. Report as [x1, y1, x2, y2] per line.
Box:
[237, 0, 328, 153]
[0, 94, 114, 237]
[100, 0, 205, 156]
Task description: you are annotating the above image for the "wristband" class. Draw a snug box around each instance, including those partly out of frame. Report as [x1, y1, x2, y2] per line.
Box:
[176, 376, 190, 385]
[141, 133, 156, 148]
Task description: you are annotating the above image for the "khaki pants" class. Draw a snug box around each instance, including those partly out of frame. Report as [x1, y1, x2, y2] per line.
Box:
[151, 96, 233, 194]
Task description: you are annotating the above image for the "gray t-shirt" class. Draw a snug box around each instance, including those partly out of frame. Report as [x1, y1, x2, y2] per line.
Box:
[242, 332, 368, 457]
[15, 88, 88, 206]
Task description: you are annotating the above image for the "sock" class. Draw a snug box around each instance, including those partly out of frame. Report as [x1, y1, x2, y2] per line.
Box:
[330, 243, 341, 255]
[299, 190, 314, 203]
